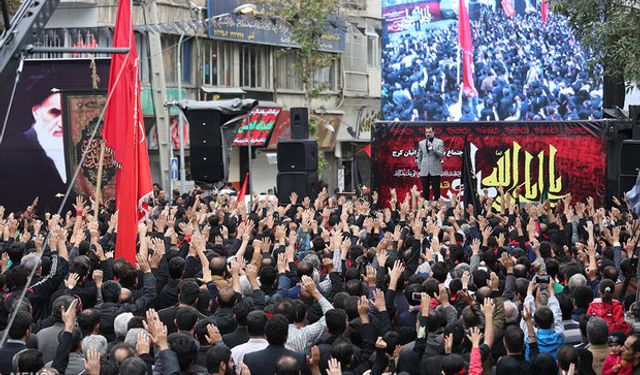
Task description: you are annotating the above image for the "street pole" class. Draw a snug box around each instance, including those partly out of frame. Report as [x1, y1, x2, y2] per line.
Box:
[177, 30, 187, 194]
[248, 142, 253, 203]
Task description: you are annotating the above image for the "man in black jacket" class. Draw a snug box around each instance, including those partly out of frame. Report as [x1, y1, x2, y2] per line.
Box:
[243, 314, 311, 375]
[95, 254, 157, 341]
[0, 310, 32, 375]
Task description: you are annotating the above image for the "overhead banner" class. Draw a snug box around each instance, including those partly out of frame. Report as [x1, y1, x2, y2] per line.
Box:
[233, 107, 281, 147]
[372, 121, 607, 207]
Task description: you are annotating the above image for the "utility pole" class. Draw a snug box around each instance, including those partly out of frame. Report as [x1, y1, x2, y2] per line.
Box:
[144, 0, 172, 193]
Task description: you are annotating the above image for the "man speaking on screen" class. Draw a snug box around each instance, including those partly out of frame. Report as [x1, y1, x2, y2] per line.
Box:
[417, 126, 444, 201]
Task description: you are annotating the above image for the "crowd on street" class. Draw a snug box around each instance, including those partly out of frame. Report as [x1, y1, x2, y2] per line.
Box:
[0, 185, 639, 375]
[382, 10, 603, 122]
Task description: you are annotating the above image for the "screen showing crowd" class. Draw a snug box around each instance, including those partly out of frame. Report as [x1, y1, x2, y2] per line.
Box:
[381, 0, 603, 122]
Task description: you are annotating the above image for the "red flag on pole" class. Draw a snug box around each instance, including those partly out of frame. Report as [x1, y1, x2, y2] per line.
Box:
[102, 0, 153, 265]
[501, 0, 516, 17]
[541, 0, 548, 23]
[363, 144, 371, 157]
[458, 0, 478, 97]
[237, 172, 249, 203]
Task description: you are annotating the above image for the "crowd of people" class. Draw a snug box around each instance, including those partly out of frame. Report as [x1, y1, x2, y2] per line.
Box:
[0, 184, 639, 375]
[382, 8, 603, 122]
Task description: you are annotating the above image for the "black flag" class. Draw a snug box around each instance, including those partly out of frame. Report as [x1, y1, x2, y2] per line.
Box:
[462, 138, 481, 218]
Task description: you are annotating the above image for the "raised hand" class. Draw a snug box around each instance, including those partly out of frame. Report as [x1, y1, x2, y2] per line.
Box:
[136, 330, 151, 355]
[65, 273, 80, 290]
[205, 323, 222, 345]
[143, 309, 169, 350]
[327, 358, 342, 375]
[373, 289, 386, 312]
[83, 348, 101, 375]
[467, 327, 483, 348]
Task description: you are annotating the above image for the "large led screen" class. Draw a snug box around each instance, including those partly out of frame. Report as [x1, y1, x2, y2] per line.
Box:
[381, 0, 603, 122]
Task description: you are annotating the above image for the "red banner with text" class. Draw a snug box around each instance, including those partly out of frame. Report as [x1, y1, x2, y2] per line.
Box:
[372, 121, 607, 207]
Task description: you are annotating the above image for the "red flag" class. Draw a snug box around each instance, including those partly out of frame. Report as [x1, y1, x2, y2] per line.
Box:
[541, 0, 548, 23]
[102, 0, 152, 265]
[501, 0, 516, 17]
[237, 173, 249, 203]
[458, 0, 477, 97]
[363, 144, 371, 157]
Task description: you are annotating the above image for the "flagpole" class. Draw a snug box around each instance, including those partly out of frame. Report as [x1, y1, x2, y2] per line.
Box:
[94, 141, 106, 216]
[457, 42, 461, 85]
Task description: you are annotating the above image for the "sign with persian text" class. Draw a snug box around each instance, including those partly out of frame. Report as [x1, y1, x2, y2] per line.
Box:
[233, 107, 281, 147]
[372, 121, 607, 207]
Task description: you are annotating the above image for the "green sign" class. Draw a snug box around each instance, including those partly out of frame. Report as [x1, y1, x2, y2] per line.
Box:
[141, 87, 186, 116]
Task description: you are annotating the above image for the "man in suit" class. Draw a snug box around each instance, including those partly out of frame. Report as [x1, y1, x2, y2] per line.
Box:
[243, 314, 310, 375]
[417, 126, 445, 201]
[0, 310, 32, 375]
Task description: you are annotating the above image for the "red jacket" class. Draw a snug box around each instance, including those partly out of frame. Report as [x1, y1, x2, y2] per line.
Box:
[587, 300, 631, 334]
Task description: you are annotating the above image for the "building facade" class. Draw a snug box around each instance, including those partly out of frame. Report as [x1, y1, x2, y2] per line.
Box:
[33, 0, 381, 195]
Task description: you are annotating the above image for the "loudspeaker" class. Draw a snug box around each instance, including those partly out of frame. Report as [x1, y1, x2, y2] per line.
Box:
[621, 140, 640, 175]
[468, 0, 480, 21]
[188, 110, 224, 182]
[277, 140, 318, 172]
[630, 106, 640, 140]
[620, 174, 638, 194]
[514, 0, 526, 16]
[290, 107, 309, 139]
[277, 171, 318, 202]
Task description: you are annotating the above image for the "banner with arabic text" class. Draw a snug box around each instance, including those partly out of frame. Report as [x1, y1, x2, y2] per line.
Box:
[233, 107, 281, 147]
[372, 121, 607, 207]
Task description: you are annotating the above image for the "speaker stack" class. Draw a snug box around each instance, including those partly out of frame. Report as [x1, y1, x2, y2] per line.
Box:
[620, 140, 640, 194]
[187, 110, 225, 183]
[276, 108, 318, 202]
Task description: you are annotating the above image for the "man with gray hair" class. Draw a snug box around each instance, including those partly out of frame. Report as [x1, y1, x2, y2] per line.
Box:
[586, 317, 609, 373]
[81, 334, 108, 356]
[37, 295, 75, 363]
[503, 300, 519, 325]
[20, 253, 42, 272]
[113, 312, 134, 342]
[568, 273, 588, 289]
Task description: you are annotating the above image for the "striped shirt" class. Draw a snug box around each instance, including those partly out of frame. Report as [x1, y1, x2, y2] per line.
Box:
[562, 319, 583, 346]
[285, 296, 333, 353]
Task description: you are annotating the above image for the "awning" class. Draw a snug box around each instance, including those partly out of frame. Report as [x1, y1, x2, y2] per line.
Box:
[266, 110, 291, 150]
[264, 111, 341, 151]
[201, 86, 247, 95]
[232, 107, 282, 147]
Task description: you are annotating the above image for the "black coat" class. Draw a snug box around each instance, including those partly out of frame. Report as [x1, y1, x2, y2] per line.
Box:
[243, 345, 311, 375]
[0, 341, 26, 375]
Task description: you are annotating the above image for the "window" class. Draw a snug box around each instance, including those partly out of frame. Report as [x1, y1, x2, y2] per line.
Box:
[239, 45, 271, 89]
[135, 32, 150, 83]
[314, 57, 340, 92]
[344, 26, 367, 73]
[181, 39, 192, 83]
[276, 51, 302, 90]
[162, 35, 178, 84]
[367, 34, 380, 68]
[203, 40, 235, 86]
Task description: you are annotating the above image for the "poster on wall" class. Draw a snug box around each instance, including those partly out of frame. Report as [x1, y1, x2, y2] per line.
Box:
[0, 59, 110, 212]
[381, 0, 603, 122]
[65, 93, 116, 204]
[372, 121, 607, 207]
